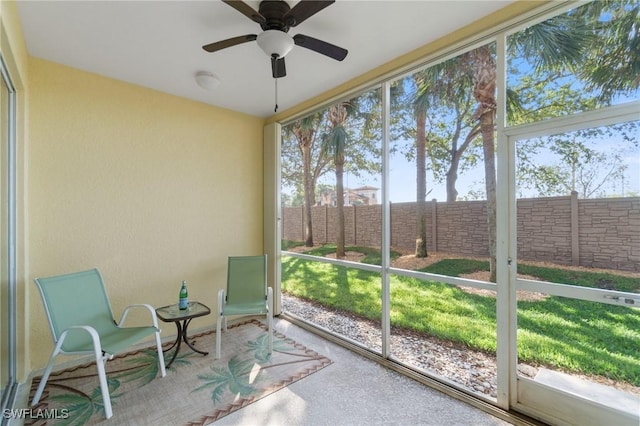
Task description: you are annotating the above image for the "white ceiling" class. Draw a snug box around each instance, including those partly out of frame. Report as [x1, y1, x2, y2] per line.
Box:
[17, 1, 514, 118]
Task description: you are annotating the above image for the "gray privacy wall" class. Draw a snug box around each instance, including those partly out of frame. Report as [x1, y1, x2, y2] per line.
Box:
[281, 193, 639, 272]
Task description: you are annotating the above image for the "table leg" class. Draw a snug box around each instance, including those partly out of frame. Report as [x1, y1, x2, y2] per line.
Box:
[164, 321, 183, 368]
[182, 318, 209, 356]
[162, 327, 180, 353]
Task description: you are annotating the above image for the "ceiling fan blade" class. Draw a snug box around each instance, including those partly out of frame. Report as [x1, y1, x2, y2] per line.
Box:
[271, 56, 286, 78]
[285, 0, 334, 27]
[293, 34, 348, 61]
[222, 0, 266, 26]
[202, 34, 257, 53]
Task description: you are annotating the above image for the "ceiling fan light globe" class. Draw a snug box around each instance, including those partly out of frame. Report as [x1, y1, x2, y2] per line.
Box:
[257, 30, 294, 58]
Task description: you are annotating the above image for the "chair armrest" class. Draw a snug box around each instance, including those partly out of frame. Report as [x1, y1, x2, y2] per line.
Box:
[60, 325, 100, 341]
[218, 289, 225, 316]
[118, 303, 160, 330]
[267, 286, 273, 310]
[57, 325, 103, 356]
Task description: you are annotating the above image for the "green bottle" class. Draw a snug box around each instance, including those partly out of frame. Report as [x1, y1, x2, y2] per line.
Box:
[179, 280, 188, 310]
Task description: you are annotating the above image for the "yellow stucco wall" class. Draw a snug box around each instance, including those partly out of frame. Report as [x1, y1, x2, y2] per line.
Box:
[27, 58, 265, 369]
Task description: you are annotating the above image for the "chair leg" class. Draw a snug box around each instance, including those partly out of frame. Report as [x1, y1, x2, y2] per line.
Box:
[267, 287, 273, 355]
[96, 355, 113, 419]
[34, 327, 114, 419]
[216, 289, 225, 359]
[216, 315, 223, 359]
[31, 340, 64, 406]
[155, 330, 166, 377]
[85, 328, 112, 419]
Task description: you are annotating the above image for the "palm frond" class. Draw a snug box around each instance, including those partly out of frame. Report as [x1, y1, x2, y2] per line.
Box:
[321, 125, 348, 158]
[512, 14, 594, 73]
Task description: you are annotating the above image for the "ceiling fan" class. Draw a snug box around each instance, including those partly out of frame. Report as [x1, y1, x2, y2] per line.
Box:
[203, 0, 348, 79]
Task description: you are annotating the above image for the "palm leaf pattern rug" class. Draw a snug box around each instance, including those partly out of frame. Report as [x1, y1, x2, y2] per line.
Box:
[27, 319, 331, 425]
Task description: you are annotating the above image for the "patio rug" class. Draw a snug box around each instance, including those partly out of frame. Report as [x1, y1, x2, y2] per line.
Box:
[27, 319, 332, 425]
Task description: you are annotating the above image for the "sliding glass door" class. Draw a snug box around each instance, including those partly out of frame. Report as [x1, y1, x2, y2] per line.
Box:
[508, 113, 640, 426]
[0, 53, 17, 420]
[504, 3, 640, 421]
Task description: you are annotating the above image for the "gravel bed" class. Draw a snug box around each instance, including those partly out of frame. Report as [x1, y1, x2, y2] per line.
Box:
[282, 293, 501, 398]
[282, 249, 640, 399]
[283, 293, 640, 399]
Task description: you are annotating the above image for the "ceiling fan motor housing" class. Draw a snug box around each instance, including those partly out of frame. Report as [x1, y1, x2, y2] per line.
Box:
[259, 1, 294, 31]
[204, 0, 346, 80]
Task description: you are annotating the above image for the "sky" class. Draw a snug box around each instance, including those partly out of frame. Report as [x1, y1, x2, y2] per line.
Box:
[285, 1, 640, 204]
[337, 155, 480, 203]
[321, 125, 640, 204]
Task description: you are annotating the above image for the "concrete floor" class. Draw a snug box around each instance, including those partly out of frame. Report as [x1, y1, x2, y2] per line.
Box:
[10, 317, 535, 426]
[215, 317, 517, 426]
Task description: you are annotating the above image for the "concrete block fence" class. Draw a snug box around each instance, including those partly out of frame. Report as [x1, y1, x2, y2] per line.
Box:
[281, 193, 640, 272]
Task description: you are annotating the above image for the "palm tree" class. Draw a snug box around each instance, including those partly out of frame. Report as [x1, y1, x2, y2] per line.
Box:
[411, 59, 477, 255]
[323, 90, 382, 259]
[412, 72, 430, 258]
[323, 102, 350, 259]
[473, 9, 597, 281]
[464, 38, 583, 282]
[405, 8, 597, 278]
[462, 45, 499, 281]
[417, 57, 480, 203]
[580, 0, 640, 102]
[282, 90, 381, 252]
[287, 114, 328, 247]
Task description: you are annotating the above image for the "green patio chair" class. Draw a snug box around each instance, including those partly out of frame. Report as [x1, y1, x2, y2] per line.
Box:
[31, 268, 166, 419]
[216, 255, 273, 359]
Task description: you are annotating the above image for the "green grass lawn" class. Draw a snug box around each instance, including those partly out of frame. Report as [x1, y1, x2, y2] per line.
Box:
[281, 245, 640, 387]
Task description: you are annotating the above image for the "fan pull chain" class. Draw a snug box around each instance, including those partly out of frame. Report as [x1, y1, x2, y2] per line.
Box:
[274, 77, 278, 113]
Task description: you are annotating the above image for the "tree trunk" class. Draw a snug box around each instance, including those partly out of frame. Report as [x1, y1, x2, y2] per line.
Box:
[302, 145, 314, 247]
[445, 124, 480, 202]
[327, 104, 349, 259]
[480, 111, 497, 283]
[445, 159, 459, 202]
[469, 44, 497, 282]
[335, 161, 345, 259]
[415, 108, 428, 258]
